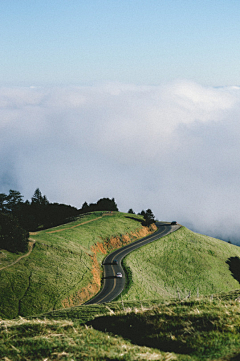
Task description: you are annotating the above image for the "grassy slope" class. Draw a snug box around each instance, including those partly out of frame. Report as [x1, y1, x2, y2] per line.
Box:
[0, 250, 25, 270]
[122, 227, 240, 301]
[2, 292, 240, 360]
[0, 212, 146, 319]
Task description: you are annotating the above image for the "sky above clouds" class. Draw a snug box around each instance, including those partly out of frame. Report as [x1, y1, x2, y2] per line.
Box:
[1, 1, 240, 243]
[1, 0, 240, 86]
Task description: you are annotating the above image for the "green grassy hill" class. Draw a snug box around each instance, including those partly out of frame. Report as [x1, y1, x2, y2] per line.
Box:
[121, 227, 240, 302]
[0, 211, 153, 319]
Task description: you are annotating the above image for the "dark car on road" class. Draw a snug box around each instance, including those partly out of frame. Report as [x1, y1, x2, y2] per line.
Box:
[113, 259, 118, 265]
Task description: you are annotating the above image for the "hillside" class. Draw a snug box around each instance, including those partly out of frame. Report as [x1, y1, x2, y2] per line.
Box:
[0, 211, 155, 319]
[121, 226, 240, 302]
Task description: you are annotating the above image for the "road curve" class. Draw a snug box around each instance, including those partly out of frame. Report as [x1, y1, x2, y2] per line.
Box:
[85, 222, 180, 305]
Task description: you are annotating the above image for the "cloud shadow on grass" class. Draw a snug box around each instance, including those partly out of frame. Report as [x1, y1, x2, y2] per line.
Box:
[87, 313, 194, 355]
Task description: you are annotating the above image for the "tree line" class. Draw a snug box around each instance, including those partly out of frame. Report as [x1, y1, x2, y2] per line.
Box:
[0, 189, 119, 253]
[0, 189, 79, 232]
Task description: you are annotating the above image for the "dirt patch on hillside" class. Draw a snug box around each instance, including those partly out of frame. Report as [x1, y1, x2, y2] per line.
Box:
[61, 224, 157, 307]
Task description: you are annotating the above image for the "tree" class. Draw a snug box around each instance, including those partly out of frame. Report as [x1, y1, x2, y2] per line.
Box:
[82, 201, 88, 210]
[0, 193, 7, 213]
[0, 190, 23, 214]
[96, 198, 118, 211]
[0, 213, 29, 253]
[43, 203, 78, 228]
[6, 190, 23, 212]
[30, 189, 50, 230]
[128, 208, 135, 214]
[0, 191, 31, 231]
[143, 208, 155, 226]
[80, 197, 119, 213]
[31, 188, 49, 206]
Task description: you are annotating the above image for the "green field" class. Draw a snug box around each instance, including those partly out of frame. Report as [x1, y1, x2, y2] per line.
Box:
[0, 212, 150, 319]
[121, 227, 240, 302]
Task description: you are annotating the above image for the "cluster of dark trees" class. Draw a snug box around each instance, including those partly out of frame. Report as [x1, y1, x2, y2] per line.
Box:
[80, 198, 118, 214]
[0, 188, 119, 253]
[0, 189, 79, 232]
[128, 208, 155, 226]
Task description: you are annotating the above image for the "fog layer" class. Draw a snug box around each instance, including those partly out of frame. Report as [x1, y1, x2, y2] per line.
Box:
[1, 81, 240, 243]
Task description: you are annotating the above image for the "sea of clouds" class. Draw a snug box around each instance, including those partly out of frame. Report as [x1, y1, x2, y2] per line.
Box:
[1, 80, 240, 243]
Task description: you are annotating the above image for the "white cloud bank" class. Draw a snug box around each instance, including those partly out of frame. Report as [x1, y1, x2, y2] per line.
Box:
[1, 81, 240, 243]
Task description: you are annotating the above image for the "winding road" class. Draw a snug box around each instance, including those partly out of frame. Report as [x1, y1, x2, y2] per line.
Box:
[85, 222, 180, 304]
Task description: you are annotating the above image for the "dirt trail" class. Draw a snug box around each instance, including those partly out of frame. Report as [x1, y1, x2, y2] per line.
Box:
[45, 217, 103, 234]
[0, 239, 36, 272]
[40, 213, 112, 234]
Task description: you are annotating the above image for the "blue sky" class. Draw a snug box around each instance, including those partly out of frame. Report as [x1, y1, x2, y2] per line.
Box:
[1, 0, 240, 86]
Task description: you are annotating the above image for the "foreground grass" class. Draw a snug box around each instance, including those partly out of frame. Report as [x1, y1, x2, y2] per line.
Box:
[2, 292, 240, 360]
[0, 317, 167, 361]
[0, 212, 147, 319]
[122, 227, 240, 301]
[88, 297, 240, 360]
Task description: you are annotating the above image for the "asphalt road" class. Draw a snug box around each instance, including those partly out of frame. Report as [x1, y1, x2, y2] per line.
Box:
[85, 222, 180, 305]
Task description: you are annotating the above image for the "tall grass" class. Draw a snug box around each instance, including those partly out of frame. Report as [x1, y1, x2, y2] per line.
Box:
[0, 315, 168, 360]
[2, 292, 240, 360]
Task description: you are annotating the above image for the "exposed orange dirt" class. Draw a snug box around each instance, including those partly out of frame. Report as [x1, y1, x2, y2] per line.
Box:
[62, 283, 100, 308]
[61, 223, 157, 307]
